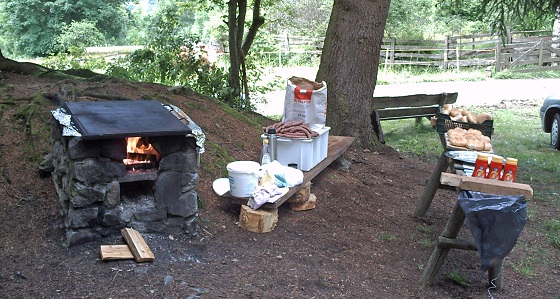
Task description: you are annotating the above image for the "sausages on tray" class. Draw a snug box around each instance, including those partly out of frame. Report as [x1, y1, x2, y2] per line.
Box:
[262, 121, 319, 138]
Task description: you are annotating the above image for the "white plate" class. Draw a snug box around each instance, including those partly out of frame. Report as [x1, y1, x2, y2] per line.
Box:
[212, 178, 230, 196]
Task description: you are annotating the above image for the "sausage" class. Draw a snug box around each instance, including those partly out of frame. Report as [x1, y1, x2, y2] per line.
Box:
[264, 121, 319, 138]
[279, 132, 307, 138]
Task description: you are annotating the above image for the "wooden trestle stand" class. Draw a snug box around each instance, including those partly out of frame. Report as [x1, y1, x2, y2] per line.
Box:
[418, 173, 533, 291]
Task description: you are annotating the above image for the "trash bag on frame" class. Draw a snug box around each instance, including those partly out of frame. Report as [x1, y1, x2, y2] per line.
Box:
[458, 190, 527, 271]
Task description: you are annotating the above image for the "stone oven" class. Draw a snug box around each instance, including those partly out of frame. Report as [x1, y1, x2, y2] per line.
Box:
[48, 100, 203, 247]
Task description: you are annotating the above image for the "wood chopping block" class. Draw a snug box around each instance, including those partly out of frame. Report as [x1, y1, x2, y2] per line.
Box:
[239, 205, 278, 233]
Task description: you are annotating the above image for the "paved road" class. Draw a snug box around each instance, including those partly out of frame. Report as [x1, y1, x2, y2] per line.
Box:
[257, 78, 560, 116]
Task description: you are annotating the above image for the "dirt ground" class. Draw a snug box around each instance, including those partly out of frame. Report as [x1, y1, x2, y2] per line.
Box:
[1, 71, 559, 298]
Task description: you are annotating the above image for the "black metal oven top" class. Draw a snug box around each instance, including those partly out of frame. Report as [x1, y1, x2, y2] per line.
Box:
[64, 100, 192, 139]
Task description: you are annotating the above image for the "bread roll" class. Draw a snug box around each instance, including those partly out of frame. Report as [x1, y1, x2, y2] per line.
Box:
[443, 104, 453, 111]
[476, 112, 492, 124]
[466, 111, 477, 123]
[467, 140, 485, 151]
[450, 108, 461, 117]
[446, 127, 491, 151]
[449, 136, 467, 147]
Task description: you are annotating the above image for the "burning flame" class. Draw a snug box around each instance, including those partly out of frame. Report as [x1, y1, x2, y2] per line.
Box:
[127, 137, 154, 154]
[123, 137, 161, 167]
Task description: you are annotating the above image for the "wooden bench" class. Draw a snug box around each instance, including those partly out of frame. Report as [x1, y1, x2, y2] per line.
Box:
[370, 92, 458, 143]
[372, 92, 458, 121]
[218, 135, 354, 209]
[217, 135, 355, 233]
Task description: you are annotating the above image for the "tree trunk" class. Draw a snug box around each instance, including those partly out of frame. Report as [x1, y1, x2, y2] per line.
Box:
[227, 0, 242, 101]
[226, 0, 265, 108]
[316, 0, 391, 150]
[242, 0, 265, 55]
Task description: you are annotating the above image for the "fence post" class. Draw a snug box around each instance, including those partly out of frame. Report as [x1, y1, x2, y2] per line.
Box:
[456, 46, 460, 72]
[506, 26, 513, 44]
[278, 43, 282, 67]
[443, 35, 449, 70]
[495, 42, 502, 72]
[390, 38, 396, 64]
[384, 48, 389, 74]
[284, 32, 290, 52]
[538, 39, 544, 66]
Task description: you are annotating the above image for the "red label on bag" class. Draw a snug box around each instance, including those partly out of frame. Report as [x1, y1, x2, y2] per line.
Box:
[294, 86, 313, 102]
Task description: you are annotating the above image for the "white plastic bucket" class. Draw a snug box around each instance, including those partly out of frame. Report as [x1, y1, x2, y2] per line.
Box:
[227, 161, 260, 197]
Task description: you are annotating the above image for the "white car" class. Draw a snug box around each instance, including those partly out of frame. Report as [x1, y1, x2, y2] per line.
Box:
[540, 93, 560, 150]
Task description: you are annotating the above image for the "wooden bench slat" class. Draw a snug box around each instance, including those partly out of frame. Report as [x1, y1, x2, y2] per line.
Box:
[376, 106, 440, 120]
[372, 92, 458, 121]
[372, 92, 458, 109]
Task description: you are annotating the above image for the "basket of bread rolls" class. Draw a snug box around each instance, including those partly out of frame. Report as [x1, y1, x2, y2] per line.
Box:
[446, 127, 493, 151]
[436, 104, 493, 138]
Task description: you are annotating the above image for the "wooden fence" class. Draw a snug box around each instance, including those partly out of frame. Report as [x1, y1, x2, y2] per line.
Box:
[380, 34, 498, 68]
[496, 38, 560, 72]
[274, 30, 560, 72]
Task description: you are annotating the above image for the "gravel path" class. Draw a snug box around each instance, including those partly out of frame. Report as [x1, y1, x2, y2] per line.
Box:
[258, 77, 560, 116]
[373, 78, 560, 106]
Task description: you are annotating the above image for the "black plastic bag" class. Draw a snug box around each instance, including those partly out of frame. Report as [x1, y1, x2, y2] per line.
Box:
[458, 191, 527, 271]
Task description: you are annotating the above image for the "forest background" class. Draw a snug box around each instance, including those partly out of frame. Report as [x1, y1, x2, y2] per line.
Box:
[1, 0, 558, 111]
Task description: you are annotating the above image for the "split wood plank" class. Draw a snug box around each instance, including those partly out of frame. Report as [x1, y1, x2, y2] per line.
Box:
[100, 244, 135, 261]
[121, 228, 155, 262]
[440, 173, 533, 199]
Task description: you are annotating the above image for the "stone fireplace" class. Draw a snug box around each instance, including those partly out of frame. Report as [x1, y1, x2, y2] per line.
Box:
[48, 100, 203, 247]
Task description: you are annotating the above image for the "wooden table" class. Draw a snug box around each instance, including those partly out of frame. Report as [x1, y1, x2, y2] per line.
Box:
[218, 135, 355, 209]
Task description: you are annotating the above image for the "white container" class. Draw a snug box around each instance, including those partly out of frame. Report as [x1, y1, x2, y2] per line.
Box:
[227, 161, 260, 197]
[262, 127, 330, 171]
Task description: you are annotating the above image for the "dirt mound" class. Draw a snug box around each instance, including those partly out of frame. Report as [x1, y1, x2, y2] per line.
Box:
[0, 72, 557, 298]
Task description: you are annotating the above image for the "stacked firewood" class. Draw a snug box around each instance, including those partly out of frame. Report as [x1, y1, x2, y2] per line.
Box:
[262, 120, 319, 138]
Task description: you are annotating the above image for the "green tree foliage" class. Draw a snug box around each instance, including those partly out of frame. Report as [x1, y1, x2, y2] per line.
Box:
[434, 0, 488, 35]
[57, 21, 105, 55]
[0, 0, 130, 57]
[106, 3, 231, 101]
[264, 0, 333, 38]
[474, 0, 559, 41]
[386, 0, 439, 39]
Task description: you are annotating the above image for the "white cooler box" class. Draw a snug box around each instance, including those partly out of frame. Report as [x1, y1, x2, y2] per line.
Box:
[263, 126, 330, 171]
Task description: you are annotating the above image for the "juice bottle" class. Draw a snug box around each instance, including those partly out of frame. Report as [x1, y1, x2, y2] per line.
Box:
[472, 153, 490, 178]
[486, 155, 504, 180]
[500, 158, 518, 182]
